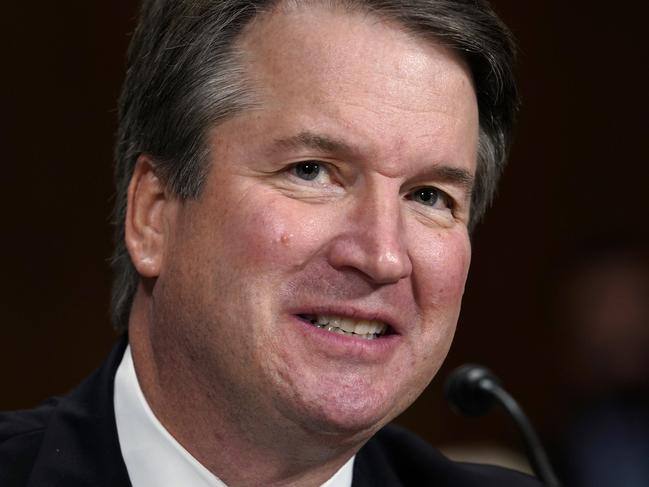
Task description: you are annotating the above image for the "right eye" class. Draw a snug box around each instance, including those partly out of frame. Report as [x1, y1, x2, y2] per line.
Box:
[292, 161, 321, 181]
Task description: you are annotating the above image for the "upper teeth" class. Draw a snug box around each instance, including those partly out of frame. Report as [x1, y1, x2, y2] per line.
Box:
[302, 315, 388, 339]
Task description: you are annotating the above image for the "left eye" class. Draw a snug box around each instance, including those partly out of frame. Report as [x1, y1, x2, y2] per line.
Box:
[410, 187, 442, 207]
[292, 161, 321, 181]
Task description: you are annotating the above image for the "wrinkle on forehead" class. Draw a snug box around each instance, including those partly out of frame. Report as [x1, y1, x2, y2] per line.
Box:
[232, 2, 479, 183]
[231, 0, 479, 158]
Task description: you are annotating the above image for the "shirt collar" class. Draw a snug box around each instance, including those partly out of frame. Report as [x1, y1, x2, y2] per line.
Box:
[114, 345, 354, 487]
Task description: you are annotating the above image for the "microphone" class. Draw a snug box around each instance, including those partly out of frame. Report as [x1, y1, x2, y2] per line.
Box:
[445, 364, 561, 487]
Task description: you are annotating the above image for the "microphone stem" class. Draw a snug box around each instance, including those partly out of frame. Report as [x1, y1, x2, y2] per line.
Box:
[480, 378, 561, 487]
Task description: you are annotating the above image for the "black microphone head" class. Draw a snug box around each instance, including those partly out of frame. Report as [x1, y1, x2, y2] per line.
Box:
[445, 363, 500, 417]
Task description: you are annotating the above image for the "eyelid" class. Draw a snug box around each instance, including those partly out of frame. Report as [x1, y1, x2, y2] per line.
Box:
[291, 159, 325, 167]
[290, 159, 325, 173]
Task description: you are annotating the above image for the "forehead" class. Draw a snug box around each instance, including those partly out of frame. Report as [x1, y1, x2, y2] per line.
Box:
[232, 4, 478, 174]
[240, 4, 474, 103]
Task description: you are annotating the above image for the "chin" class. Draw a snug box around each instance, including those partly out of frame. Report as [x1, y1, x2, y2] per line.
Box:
[288, 379, 410, 440]
[302, 409, 390, 443]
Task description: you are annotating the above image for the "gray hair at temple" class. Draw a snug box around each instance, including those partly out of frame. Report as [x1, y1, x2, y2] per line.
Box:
[111, 0, 519, 332]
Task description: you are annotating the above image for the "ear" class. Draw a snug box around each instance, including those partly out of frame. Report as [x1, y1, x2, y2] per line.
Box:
[125, 155, 173, 278]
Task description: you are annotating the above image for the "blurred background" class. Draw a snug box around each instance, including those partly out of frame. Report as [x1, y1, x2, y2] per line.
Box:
[1, 2, 648, 485]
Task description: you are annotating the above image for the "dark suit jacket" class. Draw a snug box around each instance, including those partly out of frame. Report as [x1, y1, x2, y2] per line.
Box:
[1, 339, 541, 486]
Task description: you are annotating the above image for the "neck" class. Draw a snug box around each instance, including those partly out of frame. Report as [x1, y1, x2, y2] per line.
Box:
[127, 292, 361, 486]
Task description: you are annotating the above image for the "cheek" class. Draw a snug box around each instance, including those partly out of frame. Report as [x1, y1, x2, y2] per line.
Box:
[221, 193, 330, 272]
[403, 229, 471, 370]
[412, 229, 471, 306]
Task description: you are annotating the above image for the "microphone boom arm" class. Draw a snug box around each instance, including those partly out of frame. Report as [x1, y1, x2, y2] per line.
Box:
[445, 364, 561, 487]
[479, 376, 560, 487]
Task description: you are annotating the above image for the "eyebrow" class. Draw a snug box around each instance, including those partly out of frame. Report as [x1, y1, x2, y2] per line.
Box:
[272, 131, 356, 156]
[430, 166, 475, 194]
[272, 130, 475, 193]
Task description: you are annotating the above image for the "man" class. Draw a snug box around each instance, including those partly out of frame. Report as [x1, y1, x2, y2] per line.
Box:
[1, 0, 539, 485]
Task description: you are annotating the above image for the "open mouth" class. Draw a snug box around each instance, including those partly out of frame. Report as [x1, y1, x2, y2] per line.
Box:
[298, 314, 391, 340]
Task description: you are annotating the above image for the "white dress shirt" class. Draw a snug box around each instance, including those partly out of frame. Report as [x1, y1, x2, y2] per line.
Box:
[114, 345, 354, 487]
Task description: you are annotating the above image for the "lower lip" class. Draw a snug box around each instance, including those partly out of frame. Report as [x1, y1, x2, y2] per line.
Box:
[290, 315, 401, 362]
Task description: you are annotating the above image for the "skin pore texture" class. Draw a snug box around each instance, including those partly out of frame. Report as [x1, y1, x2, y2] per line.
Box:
[125, 4, 479, 487]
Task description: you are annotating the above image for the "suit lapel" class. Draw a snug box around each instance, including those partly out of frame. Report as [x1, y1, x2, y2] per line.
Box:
[352, 434, 405, 487]
[26, 337, 132, 487]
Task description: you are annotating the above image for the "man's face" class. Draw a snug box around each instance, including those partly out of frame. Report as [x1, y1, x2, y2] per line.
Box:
[154, 6, 478, 438]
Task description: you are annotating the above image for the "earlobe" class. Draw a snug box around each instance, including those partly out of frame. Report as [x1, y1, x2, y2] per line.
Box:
[125, 155, 171, 278]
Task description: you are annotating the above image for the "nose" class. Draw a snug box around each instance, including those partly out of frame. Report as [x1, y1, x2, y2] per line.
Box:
[326, 184, 412, 284]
